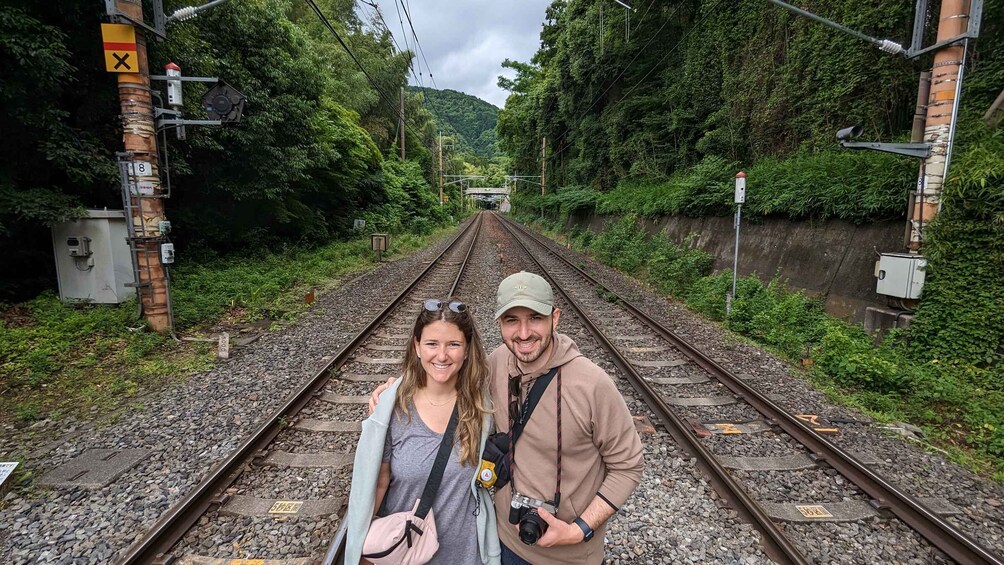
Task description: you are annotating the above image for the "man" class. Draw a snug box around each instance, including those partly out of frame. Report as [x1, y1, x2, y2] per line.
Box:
[370, 271, 644, 564]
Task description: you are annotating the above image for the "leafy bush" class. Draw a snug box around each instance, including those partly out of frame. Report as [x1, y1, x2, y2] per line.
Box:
[814, 320, 910, 394]
[552, 186, 599, 219]
[597, 151, 914, 223]
[590, 215, 651, 275]
[647, 232, 713, 298]
[729, 277, 826, 360]
[686, 271, 732, 321]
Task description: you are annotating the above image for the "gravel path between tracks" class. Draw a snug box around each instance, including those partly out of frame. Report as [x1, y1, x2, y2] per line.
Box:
[0, 227, 463, 564]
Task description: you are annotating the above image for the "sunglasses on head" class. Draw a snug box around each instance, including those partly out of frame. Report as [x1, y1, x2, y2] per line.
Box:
[508, 375, 522, 422]
[423, 299, 467, 314]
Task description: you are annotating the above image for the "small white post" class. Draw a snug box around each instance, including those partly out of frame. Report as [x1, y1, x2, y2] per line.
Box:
[729, 172, 746, 315]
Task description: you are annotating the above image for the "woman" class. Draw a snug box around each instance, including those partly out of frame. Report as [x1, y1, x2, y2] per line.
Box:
[344, 297, 501, 565]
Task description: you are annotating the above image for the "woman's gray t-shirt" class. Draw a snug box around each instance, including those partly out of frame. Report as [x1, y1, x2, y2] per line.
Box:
[380, 403, 480, 564]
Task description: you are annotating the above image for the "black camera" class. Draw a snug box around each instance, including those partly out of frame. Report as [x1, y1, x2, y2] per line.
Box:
[509, 494, 556, 546]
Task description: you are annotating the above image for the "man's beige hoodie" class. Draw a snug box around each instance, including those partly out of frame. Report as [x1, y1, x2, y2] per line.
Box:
[488, 332, 644, 564]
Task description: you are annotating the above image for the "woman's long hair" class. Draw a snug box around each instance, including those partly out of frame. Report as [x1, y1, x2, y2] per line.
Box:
[396, 297, 491, 466]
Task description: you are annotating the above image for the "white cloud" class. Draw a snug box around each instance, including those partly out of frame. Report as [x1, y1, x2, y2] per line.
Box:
[366, 0, 550, 107]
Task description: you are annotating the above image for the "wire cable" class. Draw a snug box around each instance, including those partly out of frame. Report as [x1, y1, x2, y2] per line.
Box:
[391, 0, 420, 86]
[399, 0, 438, 89]
[304, 0, 436, 154]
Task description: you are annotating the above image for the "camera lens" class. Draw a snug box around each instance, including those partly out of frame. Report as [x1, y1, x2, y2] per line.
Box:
[518, 509, 548, 545]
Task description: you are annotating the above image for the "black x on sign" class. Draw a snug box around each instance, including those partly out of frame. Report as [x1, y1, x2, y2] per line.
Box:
[102, 23, 138, 73]
[113, 52, 131, 70]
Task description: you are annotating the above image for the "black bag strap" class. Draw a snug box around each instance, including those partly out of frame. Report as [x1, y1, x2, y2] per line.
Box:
[415, 402, 459, 519]
[510, 366, 559, 445]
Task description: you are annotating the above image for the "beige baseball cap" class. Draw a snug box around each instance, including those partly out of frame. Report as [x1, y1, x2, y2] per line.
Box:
[494, 271, 554, 319]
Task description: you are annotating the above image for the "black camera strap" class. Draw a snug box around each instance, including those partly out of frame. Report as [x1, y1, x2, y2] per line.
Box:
[509, 366, 563, 507]
[510, 366, 559, 444]
[415, 402, 459, 519]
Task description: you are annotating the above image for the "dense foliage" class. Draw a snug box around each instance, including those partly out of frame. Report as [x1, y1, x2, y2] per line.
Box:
[410, 86, 500, 161]
[501, 0, 1004, 471]
[498, 0, 919, 190]
[0, 0, 460, 299]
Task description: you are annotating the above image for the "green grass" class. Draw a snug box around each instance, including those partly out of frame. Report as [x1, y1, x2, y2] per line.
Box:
[0, 226, 452, 428]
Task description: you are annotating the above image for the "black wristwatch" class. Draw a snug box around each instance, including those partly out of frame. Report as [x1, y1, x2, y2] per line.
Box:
[573, 517, 594, 542]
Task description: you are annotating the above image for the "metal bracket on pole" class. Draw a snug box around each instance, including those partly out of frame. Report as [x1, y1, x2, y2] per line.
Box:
[149, 75, 221, 83]
[905, 0, 982, 58]
[906, 33, 978, 59]
[156, 119, 224, 130]
[104, 0, 167, 39]
[839, 142, 931, 159]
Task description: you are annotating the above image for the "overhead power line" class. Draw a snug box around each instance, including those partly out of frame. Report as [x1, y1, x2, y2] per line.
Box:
[398, 0, 438, 89]
[304, 0, 435, 154]
[391, 0, 419, 86]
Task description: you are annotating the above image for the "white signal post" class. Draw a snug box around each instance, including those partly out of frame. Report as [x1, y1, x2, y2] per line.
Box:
[729, 172, 746, 315]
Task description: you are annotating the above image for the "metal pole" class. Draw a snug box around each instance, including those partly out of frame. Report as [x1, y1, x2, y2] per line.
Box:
[438, 131, 443, 205]
[731, 205, 741, 313]
[729, 172, 746, 315]
[541, 137, 546, 196]
[911, 0, 970, 249]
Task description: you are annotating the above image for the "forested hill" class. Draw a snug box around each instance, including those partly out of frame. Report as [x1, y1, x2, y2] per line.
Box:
[409, 87, 500, 160]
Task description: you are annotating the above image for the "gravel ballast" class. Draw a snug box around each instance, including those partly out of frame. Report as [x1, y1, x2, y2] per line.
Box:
[2, 213, 1001, 564]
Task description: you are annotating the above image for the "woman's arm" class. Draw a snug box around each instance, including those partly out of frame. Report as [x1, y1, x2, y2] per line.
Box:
[373, 462, 391, 515]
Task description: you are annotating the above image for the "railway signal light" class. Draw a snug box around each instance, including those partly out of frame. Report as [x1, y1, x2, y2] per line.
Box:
[202, 81, 246, 124]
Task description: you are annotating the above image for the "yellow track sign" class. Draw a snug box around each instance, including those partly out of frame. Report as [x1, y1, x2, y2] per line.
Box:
[101, 24, 138, 73]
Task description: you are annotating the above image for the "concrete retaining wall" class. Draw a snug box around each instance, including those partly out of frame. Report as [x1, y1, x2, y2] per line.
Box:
[574, 214, 906, 323]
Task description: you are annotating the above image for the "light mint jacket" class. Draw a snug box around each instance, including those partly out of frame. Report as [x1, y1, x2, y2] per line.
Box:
[343, 379, 501, 565]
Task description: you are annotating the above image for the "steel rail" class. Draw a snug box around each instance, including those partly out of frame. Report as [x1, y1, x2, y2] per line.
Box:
[117, 213, 484, 565]
[495, 213, 808, 565]
[502, 214, 1004, 565]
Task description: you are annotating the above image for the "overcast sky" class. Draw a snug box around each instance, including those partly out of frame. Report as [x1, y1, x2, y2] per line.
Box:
[362, 1, 552, 108]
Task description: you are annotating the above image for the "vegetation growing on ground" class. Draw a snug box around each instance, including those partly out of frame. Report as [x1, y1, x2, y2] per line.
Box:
[0, 228, 449, 427]
[536, 214, 1003, 480]
[501, 0, 1002, 479]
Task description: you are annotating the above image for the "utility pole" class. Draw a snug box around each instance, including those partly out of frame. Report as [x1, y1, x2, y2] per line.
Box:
[438, 131, 444, 205]
[541, 137, 546, 196]
[112, 0, 171, 332]
[911, 0, 970, 251]
[399, 86, 406, 160]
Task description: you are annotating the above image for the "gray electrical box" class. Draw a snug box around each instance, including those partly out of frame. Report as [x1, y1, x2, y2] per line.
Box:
[875, 253, 926, 299]
[51, 210, 135, 303]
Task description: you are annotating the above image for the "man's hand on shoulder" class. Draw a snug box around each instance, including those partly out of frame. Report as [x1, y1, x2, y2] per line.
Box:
[532, 508, 585, 547]
[367, 377, 397, 414]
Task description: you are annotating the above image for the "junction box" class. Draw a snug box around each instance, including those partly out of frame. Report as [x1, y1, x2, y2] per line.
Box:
[875, 253, 926, 299]
[51, 209, 135, 303]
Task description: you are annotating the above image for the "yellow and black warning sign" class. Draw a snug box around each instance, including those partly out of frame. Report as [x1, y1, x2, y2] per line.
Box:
[101, 23, 138, 73]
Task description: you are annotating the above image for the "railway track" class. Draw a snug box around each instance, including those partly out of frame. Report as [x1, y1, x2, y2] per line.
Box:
[114, 211, 1003, 564]
[116, 214, 485, 564]
[494, 212, 1004, 565]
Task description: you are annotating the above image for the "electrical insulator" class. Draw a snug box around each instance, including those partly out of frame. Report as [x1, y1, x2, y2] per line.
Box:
[878, 39, 904, 55]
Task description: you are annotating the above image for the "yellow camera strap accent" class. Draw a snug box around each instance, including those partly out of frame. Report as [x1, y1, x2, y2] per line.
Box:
[478, 460, 497, 488]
